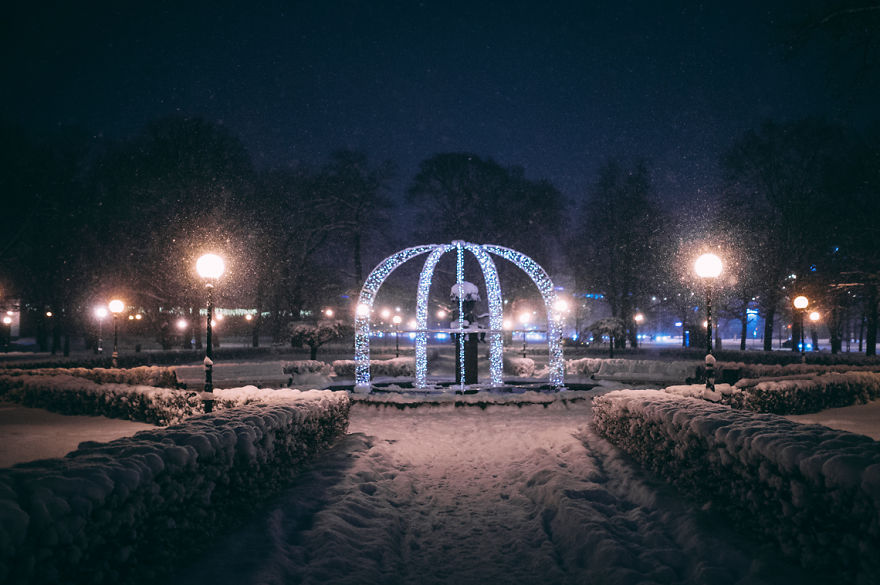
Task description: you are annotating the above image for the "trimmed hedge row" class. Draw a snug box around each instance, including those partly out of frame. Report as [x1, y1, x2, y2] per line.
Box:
[281, 360, 332, 375]
[0, 375, 202, 426]
[593, 390, 880, 583]
[0, 393, 350, 584]
[728, 371, 880, 414]
[331, 357, 415, 378]
[0, 366, 178, 388]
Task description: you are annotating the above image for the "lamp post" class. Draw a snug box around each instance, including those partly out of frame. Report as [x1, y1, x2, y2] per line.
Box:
[634, 313, 644, 347]
[108, 299, 125, 367]
[94, 307, 108, 354]
[518, 311, 530, 358]
[392, 314, 402, 357]
[2, 316, 11, 352]
[809, 310, 821, 352]
[196, 253, 225, 413]
[694, 253, 722, 390]
[793, 295, 809, 363]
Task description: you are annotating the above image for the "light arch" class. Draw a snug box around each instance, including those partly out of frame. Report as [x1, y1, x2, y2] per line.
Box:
[354, 242, 564, 391]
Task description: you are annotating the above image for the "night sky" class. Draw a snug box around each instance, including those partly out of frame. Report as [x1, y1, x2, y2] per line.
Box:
[1, 1, 855, 205]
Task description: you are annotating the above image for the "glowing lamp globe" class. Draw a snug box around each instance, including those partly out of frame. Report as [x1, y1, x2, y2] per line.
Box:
[356, 304, 370, 318]
[108, 299, 125, 314]
[95, 307, 108, 319]
[809, 311, 820, 322]
[518, 312, 531, 325]
[694, 253, 722, 279]
[196, 254, 225, 280]
[176, 319, 188, 330]
[2, 316, 11, 325]
[793, 295, 809, 310]
[392, 315, 402, 325]
[553, 299, 569, 313]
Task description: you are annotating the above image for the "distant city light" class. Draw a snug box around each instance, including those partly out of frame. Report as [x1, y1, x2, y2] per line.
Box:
[94, 307, 108, 319]
[176, 319, 188, 330]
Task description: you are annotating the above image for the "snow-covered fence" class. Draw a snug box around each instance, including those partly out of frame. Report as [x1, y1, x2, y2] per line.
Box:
[332, 357, 415, 379]
[0, 392, 350, 585]
[593, 390, 880, 581]
[0, 366, 179, 388]
[727, 371, 880, 414]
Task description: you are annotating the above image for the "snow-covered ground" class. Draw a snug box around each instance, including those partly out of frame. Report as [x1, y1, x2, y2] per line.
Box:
[785, 400, 880, 440]
[168, 400, 821, 585]
[0, 401, 155, 467]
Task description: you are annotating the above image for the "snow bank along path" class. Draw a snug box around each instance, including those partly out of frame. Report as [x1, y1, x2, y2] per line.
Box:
[172, 400, 816, 585]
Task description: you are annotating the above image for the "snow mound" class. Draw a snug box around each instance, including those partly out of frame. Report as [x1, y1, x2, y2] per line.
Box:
[593, 389, 880, 581]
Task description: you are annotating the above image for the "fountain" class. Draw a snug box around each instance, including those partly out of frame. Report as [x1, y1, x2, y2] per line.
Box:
[354, 241, 564, 392]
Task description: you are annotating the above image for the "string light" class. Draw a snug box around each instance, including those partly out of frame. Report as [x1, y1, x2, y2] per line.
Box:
[355, 241, 565, 390]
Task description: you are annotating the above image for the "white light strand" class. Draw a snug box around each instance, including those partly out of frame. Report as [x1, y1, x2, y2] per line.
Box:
[464, 243, 504, 386]
[355, 245, 435, 389]
[415, 245, 452, 387]
[456, 241, 466, 390]
[483, 245, 565, 387]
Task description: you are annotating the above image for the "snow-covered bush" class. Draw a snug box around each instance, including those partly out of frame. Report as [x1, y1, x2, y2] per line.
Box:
[0, 374, 202, 425]
[727, 371, 880, 414]
[280, 360, 331, 376]
[332, 357, 415, 378]
[564, 358, 699, 384]
[0, 392, 349, 584]
[714, 361, 880, 384]
[503, 356, 536, 377]
[593, 390, 880, 582]
[1, 366, 178, 388]
[0, 374, 340, 426]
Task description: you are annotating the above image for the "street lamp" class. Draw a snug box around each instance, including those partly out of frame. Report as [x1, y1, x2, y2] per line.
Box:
[694, 253, 722, 390]
[2, 316, 11, 352]
[793, 295, 809, 362]
[197, 253, 225, 413]
[94, 306, 108, 354]
[108, 299, 125, 367]
[392, 314, 402, 357]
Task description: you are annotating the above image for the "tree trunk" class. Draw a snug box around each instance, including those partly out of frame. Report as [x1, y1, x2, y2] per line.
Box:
[353, 230, 363, 287]
[829, 304, 842, 354]
[740, 314, 748, 350]
[792, 317, 802, 353]
[866, 284, 878, 357]
[762, 306, 775, 352]
[310, 344, 318, 360]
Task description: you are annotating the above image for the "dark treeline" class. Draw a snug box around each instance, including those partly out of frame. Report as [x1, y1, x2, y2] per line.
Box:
[0, 115, 878, 355]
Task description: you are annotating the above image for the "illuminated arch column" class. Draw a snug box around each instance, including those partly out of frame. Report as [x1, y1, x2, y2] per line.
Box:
[415, 245, 453, 387]
[355, 244, 436, 391]
[463, 243, 504, 386]
[483, 245, 565, 388]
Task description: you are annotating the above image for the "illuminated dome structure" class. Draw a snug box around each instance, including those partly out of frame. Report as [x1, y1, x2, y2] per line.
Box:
[354, 241, 565, 391]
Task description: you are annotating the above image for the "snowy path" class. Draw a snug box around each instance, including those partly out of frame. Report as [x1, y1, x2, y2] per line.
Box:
[172, 401, 815, 585]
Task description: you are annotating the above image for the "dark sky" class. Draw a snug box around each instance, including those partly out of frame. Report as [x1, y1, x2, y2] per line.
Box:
[1, 0, 854, 205]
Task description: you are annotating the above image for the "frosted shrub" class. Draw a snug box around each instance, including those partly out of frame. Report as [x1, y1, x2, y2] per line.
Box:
[503, 357, 535, 377]
[1, 366, 178, 388]
[332, 357, 415, 378]
[728, 371, 880, 414]
[281, 360, 331, 376]
[0, 392, 349, 584]
[593, 390, 880, 582]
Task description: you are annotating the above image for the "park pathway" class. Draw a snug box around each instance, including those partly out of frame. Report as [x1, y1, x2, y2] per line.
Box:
[171, 400, 816, 585]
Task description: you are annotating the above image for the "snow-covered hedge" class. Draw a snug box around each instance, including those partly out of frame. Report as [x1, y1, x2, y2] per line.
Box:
[281, 360, 331, 376]
[593, 390, 880, 582]
[0, 374, 201, 426]
[0, 373, 339, 426]
[565, 357, 699, 384]
[1, 366, 178, 388]
[726, 371, 880, 414]
[712, 361, 880, 384]
[0, 392, 349, 584]
[504, 356, 536, 377]
[332, 357, 415, 378]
